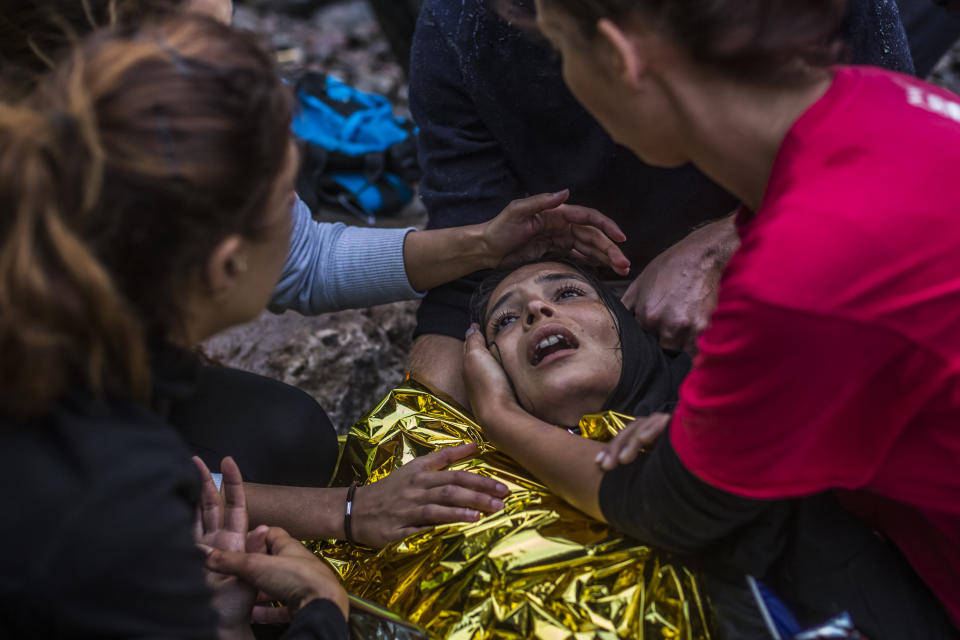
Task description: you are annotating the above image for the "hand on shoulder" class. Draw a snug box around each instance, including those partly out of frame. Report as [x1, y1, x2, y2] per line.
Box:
[622, 216, 738, 353]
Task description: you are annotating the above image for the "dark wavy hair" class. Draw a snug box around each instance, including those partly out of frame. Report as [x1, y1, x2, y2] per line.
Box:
[537, 0, 847, 83]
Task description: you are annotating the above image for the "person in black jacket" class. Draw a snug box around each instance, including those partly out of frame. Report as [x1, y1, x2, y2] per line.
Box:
[0, 0, 531, 548]
[0, 12, 630, 634]
[460, 0, 960, 630]
[406, 0, 960, 409]
[0, 15, 352, 638]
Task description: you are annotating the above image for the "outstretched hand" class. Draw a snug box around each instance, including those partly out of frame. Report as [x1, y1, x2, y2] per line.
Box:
[350, 443, 510, 547]
[483, 190, 630, 275]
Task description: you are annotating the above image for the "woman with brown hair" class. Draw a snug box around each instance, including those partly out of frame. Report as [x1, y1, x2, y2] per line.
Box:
[0, 15, 350, 637]
[0, 9, 629, 636]
[0, 0, 631, 548]
[462, 0, 960, 634]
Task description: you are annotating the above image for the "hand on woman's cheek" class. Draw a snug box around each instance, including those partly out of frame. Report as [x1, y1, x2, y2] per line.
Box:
[463, 324, 526, 441]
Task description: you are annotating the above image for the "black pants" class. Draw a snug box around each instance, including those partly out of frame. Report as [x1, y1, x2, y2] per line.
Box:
[701, 495, 958, 640]
[769, 495, 958, 639]
[169, 365, 339, 488]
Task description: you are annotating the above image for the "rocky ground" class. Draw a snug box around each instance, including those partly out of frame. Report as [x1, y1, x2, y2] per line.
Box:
[204, 300, 419, 433]
[205, 0, 421, 433]
[234, 0, 410, 114]
[207, 0, 960, 434]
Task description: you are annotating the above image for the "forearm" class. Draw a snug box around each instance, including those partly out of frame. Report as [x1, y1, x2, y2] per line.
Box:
[271, 198, 418, 313]
[407, 334, 469, 408]
[402, 225, 494, 292]
[599, 433, 771, 557]
[245, 484, 347, 540]
[482, 406, 606, 520]
[690, 214, 739, 268]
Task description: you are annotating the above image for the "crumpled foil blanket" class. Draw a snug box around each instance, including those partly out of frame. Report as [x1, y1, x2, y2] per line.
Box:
[308, 381, 713, 640]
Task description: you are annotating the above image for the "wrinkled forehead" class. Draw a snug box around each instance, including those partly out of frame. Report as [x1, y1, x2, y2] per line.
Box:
[486, 262, 594, 315]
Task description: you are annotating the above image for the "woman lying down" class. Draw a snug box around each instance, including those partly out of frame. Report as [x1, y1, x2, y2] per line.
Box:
[317, 258, 949, 640]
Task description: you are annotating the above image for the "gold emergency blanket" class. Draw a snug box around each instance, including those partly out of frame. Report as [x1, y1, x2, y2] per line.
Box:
[310, 381, 713, 640]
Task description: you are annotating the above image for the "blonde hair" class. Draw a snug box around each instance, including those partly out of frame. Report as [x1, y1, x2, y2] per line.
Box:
[541, 0, 846, 83]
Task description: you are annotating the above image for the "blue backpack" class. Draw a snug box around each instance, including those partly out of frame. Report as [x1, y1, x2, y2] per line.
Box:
[292, 72, 419, 223]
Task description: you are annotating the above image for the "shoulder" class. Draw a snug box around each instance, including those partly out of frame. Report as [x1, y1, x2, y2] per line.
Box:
[414, 0, 540, 75]
[0, 391, 198, 523]
[791, 67, 960, 177]
[419, 0, 488, 36]
[834, 67, 960, 151]
[416, 0, 489, 57]
[731, 69, 960, 317]
[0, 394, 215, 636]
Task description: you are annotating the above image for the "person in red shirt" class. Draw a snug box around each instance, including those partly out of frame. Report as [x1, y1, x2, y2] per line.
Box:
[462, 0, 960, 632]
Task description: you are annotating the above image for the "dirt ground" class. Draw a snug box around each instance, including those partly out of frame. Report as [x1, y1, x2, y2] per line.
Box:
[204, 1, 424, 433]
[206, 0, 960, 434]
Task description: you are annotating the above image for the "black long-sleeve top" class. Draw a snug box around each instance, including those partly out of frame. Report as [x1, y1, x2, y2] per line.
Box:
[0, 383, 347, 639]
[598, 432, 959, 638]
[407, 0, 921, 341]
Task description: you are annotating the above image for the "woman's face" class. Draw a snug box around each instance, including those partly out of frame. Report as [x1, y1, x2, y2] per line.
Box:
[534, 0, 688, 167]
[178, 138, 297, 345]
[233, 138, 299, 319]
[483, 263, 622, 426]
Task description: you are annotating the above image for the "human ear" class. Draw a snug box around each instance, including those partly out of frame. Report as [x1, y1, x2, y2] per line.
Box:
[205, 234, 246, 297]
[597, 18, 645, 90]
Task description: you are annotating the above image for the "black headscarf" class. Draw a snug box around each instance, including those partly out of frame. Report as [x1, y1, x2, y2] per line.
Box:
[471, 257, 691, 419]
[593, 281, 691, 418]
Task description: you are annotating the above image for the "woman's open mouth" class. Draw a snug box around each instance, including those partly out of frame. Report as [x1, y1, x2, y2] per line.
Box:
[528, 325, 580, 366]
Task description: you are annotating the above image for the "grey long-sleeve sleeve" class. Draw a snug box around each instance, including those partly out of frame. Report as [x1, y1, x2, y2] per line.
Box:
[270, 197, 422, 315]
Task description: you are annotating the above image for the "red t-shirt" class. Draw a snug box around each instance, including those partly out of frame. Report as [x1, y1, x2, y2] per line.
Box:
[671, 66, 960, 624]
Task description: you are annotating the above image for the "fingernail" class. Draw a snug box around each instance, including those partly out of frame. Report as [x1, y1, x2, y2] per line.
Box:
[594, 451, 604, 464]
[552, 189, 569, 198]
[469, 510, 481, 521]
[496, 483, 509, 495]
[491, 499, 505, 510]
[465, 326, 477, 338]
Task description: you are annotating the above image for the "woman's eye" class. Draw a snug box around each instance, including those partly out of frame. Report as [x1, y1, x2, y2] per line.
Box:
[556, 285, 587, 300]
[490, 313, 517, 336]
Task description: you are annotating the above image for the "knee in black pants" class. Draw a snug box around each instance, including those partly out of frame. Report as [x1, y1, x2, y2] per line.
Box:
[170, 365, 339, 487]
